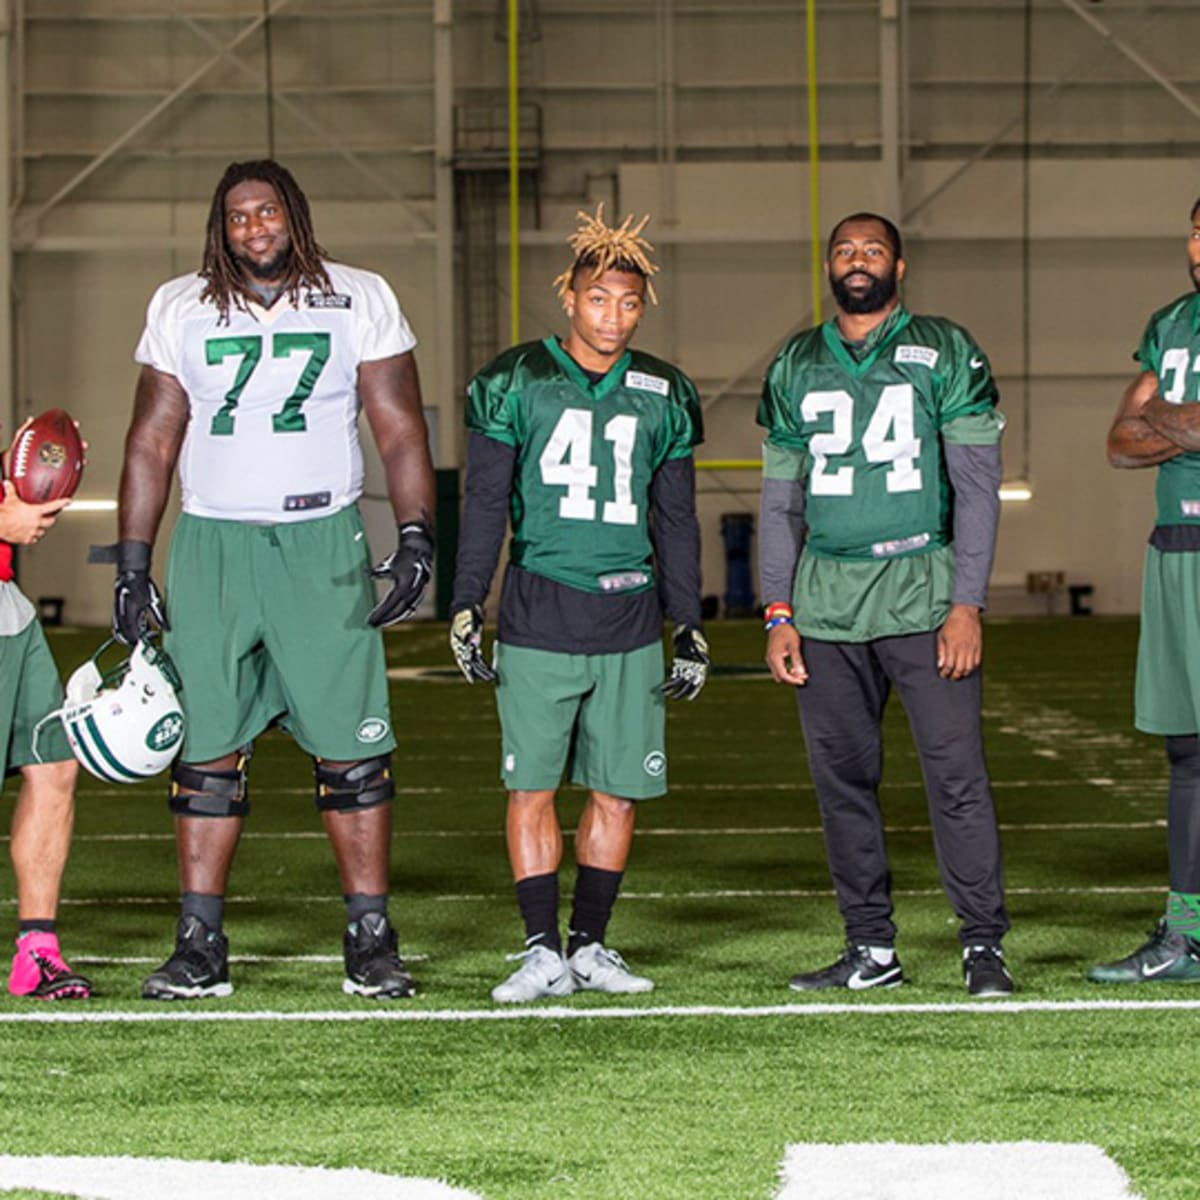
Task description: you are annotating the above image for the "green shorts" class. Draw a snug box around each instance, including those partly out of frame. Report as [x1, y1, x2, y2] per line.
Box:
[1136, 544, 1200, 735]
[165, 506, 395, 763]
[1, 618, 70, 778]
[494, 641, 667, 799]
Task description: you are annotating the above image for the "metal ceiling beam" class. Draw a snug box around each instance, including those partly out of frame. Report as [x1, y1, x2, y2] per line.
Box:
[14, 0, 297, 244]
[178, 16, 431, 228]
[701, 1, 1160, 412]
[1057, 0, 1200, 125]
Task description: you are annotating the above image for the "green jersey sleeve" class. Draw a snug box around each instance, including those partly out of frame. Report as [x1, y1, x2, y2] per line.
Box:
[465, 346, 529, 447]
[1132, 304, 1161, 369]
[757, 333, 813, 450]
[664, 370, 704, 459]
[934, 322, 1000, 428]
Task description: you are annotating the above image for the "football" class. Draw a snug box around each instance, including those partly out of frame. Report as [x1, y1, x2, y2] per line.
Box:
[9, 408, 85, 503]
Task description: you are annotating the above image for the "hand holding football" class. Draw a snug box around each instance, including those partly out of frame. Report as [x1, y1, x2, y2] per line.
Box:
[8, 409, 85, 502]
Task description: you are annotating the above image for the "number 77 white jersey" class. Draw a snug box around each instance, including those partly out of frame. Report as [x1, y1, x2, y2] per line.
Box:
[134, 262, 417, 523]
[758, 307, 1003, 561]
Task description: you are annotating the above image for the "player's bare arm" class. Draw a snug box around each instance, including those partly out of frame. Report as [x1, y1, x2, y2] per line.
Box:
[359, 350, 435, 526]
[937, 603, 982, 681]
[118, 365, 190, 543]
[360, 350, 437, 627]
[766, 622, 808, 685]
[1108, 370, 1187, 466]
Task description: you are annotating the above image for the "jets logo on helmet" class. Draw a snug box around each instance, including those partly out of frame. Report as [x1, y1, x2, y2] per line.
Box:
[35, 639, 185, 783]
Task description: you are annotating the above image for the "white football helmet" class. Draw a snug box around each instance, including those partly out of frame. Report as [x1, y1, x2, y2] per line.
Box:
[37, 639, 185, 783]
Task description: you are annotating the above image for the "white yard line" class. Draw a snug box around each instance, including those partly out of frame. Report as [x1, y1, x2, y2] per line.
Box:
[13, 818, 1166, 844]
[2, 997, 1200, 1025]
[0, 883, 1166, 908]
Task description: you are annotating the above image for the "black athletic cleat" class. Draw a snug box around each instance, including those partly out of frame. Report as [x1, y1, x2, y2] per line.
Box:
[1087, 919, 1200, 984]
[963, 944, 1015, 997]
[142, 915, 232, 1000]
[788, 943, 904, 992]
[343, 912, 415, 999]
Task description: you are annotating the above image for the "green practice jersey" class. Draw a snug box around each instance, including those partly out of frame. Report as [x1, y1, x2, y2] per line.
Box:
[466, 337, 702, 595]
[758, 307, 1002, 561]
[1135, 292, 1200, 526]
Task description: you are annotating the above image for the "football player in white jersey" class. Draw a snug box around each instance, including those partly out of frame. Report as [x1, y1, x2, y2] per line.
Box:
[113, 160, 435, 1000]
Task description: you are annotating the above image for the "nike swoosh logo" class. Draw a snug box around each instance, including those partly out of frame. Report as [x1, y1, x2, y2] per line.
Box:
[548, 973, 568, 987]
[970, 356, 984, 369]
[847, 966, 899, 990]
[1140, 959, 1175, 978]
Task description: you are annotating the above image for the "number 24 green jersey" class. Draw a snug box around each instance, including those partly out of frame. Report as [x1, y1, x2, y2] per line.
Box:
[466, 337, 702, 595]
[758, 307, 1003, 561]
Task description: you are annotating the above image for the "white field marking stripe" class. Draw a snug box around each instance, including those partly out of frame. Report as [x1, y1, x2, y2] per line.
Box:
[74, 954, 429, 965]
[72, 778, 1165, 802]
[984, 680, 1155, 791]
[0, 1156, 483, 1200]
[4, 998, 1200, 1025]
[8, 883, 1166, 908]
[778, 1142, 1142, 1200]
[35, 819, 1168, 845]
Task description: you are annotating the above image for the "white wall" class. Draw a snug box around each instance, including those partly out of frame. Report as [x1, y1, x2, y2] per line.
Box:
[10, 1, 1200, 621]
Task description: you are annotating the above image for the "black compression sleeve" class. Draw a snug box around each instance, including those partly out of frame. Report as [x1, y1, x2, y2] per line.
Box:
[450, 432, 516, 611]
[649, 457, 703, 629]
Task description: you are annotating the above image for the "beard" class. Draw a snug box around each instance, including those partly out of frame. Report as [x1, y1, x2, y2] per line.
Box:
[831, 267, 898, 314]
[234, 244, 293, 283]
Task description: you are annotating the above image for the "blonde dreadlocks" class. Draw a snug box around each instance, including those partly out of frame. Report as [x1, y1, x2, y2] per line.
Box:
[553, 203, 660, 306]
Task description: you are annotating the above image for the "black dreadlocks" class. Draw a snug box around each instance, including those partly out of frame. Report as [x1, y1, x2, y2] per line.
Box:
[200, 159, 332, 324]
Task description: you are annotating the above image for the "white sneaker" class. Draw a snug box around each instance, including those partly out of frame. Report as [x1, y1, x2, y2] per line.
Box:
[490, 944, 574, 1003]
[567, 942, 655, 994]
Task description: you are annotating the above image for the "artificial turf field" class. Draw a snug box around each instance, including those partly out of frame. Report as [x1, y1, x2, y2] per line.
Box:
[0, 616, 1196, 1199]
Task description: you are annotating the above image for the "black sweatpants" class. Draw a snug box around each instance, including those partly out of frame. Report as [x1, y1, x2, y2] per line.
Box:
[795, 630, 1009, 947]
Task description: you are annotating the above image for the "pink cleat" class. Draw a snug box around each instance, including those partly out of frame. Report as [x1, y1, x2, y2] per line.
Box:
[8, 932, 92, 1000]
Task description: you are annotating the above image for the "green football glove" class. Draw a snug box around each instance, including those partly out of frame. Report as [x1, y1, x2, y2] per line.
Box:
[659, 625, 710, 701]
[450, 605, 496, 684]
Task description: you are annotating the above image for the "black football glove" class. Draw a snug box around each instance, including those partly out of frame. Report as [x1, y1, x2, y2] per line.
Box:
[659, 624, 710, 701]
[449, 605, 497, 684]
[367, 521, 434, 627]
[112, 539, 169, 647]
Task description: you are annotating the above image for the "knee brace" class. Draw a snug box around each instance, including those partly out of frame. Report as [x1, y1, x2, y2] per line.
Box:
[169, 745, 252, 818]
[313, 754, 394, 812]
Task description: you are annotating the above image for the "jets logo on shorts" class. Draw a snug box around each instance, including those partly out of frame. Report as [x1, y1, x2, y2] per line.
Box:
[643, 751, 666, 777]
[356, 718, 390, 744]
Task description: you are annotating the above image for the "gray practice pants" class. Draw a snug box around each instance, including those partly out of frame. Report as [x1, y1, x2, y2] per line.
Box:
[795, 631, 1010, 947]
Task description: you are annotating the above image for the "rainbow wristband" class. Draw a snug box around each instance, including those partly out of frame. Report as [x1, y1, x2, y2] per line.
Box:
[764, 602, 794, 631]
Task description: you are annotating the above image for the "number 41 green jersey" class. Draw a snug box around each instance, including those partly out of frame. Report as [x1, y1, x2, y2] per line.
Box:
[466, 337, 702, 595]
[758, 307, 1003, 561]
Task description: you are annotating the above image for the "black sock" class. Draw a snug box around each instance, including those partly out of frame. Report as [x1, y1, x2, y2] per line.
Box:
[567, 866, 623, 957]
[345, 893, 388, 925]
[181, 891, 224, 932]
[515, 873, 560, 952]
[17, 919, 55, 936]
[1166, 735, 1200, 891]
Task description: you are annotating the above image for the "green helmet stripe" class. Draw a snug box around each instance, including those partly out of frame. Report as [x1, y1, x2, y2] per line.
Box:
[80, 713, 144, 783]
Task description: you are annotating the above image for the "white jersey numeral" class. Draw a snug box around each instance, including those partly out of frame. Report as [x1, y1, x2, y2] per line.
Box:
[863, 383, 923, 492]
[800, 391, 855, 496]
[539, 408, 641, 525]
[1160, 347, 1199, 404]
[802, 383, 922, 496]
